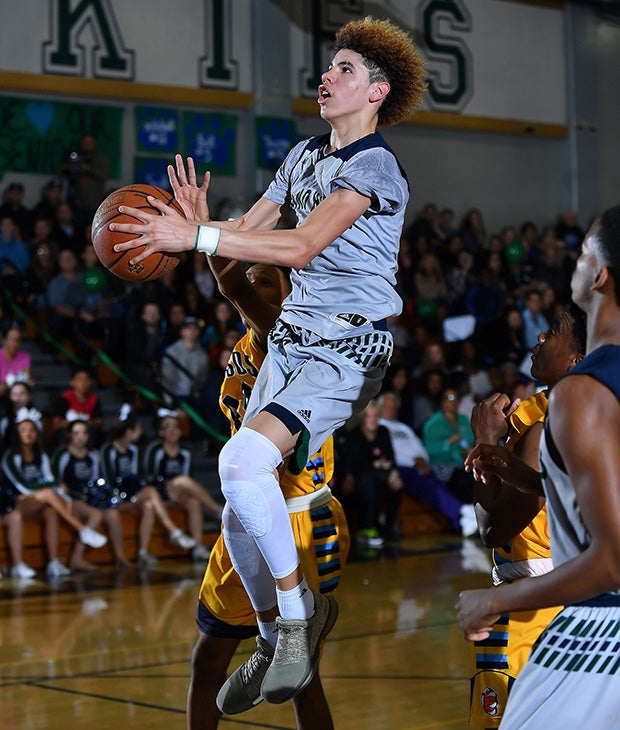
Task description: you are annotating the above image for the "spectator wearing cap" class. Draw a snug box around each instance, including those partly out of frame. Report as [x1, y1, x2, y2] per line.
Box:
[0, 182, 33, 239]
[31, 178, 64, 223]
[159, 317, 209, 408]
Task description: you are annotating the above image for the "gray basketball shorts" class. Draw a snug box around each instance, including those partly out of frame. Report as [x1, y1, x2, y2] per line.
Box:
[243, 320, 393, 474]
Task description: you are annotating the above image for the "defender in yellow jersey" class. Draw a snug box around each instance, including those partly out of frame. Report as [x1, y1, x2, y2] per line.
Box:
[468, 309, 586, 728]
[181, 248, 349, 730]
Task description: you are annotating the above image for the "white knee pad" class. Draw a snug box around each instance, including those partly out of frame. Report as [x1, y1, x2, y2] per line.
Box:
[219, 427, 283, 538]
[219, 426, 299, 580]
[222, 503, 276, 612]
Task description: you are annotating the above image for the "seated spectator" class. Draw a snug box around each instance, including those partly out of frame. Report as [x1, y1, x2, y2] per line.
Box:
[1, 407, 108, 579]
[31, 178, 63, 224]
[52, 367, 104, 447]
[414, 252, 448, 315]
[54, 201, 85, 255]
[199, 346, 232, 448]
[160, 316, 209, 412]
[0, 379, 34, 448]
[46, 247, 82, 345]
[191, 251, 216, 301]
[99, 405, 196, 569]
[25, 239, 57, 327]
[201, 299, 243, 356]
[458, 207, 486, 255]
[422, 388, 476, 527]
[182, 280, 211, 322]
[378, 392, 471, 535]
[445, 248, 474, 315]
[520, 288, 550, 350]
[0, 327, 33, 398]
[53, 417, 131, 569]
[143, 409, 223, 563]
[533, 228, 573, 305]
[162, 301, 187, 347]
[0, 182, 33, 240]
[411, 367, 445, 434]
[0, 216, 29, 297]
[26, 216, 59, 259]
[339, 401, 403, 547]
[458, 339, 493, 403]
[488, 307, 527, 366]
[123, 300, 166, 400]
[555, 209, 584, 251]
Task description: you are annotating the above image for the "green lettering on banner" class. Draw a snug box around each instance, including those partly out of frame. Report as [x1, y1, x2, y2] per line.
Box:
[43, 0, 135, 79]
[0, 96, 122, 178]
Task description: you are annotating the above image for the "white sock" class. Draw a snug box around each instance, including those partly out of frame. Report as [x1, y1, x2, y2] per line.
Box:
[257, 618, 279, 648]
[276, 578, 314, 620]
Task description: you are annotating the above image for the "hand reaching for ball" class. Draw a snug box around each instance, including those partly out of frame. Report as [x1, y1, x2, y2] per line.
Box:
[168, 154, 211, 224]
[91, 184, 188, 281]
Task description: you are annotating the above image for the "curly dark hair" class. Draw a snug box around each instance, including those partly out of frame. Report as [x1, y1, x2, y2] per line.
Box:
[333, 16, 426, 127]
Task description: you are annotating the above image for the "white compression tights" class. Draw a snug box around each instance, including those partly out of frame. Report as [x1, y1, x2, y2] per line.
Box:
[219, 427, 300, 598]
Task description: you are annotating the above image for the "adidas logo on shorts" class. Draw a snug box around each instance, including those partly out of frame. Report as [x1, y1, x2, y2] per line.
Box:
[297, 409, 312, 423]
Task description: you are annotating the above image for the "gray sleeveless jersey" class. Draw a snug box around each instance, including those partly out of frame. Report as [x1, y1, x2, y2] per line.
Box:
[540, 428, 620, 597]
[264, 132, 409, 340]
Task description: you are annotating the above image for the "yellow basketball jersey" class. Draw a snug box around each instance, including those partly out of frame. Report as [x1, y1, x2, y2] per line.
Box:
[495, 390, 550, 564]
[218, 329, 334, 499]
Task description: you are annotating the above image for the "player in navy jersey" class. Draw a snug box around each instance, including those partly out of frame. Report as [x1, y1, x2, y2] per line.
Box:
[458, 206, 620, 728]
[112, 16, 426, 705]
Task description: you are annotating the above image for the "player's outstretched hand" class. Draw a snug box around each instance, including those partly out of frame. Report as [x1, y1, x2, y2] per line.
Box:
[111, 197, 197, 266]
[169, 154, 211, 224]
[456, 588, 500, 641]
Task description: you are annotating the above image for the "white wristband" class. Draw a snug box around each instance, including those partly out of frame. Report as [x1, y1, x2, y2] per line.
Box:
[195, 225, 221, 256]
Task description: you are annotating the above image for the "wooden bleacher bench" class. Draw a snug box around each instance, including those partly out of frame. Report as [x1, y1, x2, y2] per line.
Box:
[0, 505, 221, 570]
[399, 493, 452, 535]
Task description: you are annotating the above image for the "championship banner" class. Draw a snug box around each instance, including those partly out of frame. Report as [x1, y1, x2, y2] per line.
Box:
[183, 112, 238, 176]
[0, 96, 122, 178]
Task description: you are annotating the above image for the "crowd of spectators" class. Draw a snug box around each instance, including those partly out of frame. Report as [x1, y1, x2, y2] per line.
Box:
[0, 175, 587, 552]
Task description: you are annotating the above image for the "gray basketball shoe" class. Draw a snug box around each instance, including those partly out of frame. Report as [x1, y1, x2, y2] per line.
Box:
[260, 590, 338, 704]
[216, 635, 274, 714]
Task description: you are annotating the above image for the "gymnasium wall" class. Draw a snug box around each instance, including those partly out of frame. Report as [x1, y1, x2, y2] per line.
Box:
[0, 0, 618, 233]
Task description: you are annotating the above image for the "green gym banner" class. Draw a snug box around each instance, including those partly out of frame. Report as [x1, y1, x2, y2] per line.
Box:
[0, 96, 123, 178]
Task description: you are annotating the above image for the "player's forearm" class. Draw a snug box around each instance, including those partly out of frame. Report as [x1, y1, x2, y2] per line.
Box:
[489, 547, 620, 614]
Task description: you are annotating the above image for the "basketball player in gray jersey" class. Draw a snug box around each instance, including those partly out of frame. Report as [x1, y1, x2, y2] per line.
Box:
[458, 206, 620, 728]
[112, 16, 426, 712]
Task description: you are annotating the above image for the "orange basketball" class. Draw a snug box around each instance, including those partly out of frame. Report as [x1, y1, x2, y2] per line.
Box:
[91, 184, 186, 281]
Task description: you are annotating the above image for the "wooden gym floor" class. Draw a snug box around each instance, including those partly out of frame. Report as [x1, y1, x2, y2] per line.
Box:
[0, 533, 491, 730]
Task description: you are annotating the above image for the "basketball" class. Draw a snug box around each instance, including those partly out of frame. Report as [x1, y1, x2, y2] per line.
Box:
[91, 184, 186, 281]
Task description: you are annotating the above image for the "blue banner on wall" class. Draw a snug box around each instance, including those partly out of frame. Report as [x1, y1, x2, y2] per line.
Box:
[136, 106, 179, 153]
[256, 116, 299, 170]
[133, 157, 173, 189]
[183, 112, 238, 175]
